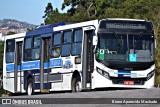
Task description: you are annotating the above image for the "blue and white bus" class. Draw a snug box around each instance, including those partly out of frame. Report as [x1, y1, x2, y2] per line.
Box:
[3, 18, 155, 95]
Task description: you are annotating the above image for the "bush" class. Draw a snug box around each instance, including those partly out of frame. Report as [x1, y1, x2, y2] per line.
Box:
[155, 24, 160, 87]
[155, 75, 160, 87]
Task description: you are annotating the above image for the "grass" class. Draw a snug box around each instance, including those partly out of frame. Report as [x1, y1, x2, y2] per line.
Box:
[0, 83, 10, 97]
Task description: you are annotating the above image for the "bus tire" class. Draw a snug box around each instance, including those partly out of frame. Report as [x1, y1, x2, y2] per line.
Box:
[27, 78, 34, 95]
[72, 76, 82, 92]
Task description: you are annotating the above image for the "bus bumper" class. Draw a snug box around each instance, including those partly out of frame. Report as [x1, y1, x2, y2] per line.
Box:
[92, 70, 155, 89]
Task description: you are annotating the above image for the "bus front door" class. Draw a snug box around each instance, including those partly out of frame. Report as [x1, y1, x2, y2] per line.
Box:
[15, 41, 23, 93]
[82, 27, 95, 89]
[40, 37, 51, 92]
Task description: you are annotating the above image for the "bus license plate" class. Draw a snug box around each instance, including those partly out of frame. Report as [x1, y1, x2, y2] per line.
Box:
[124, 81, 134, 85]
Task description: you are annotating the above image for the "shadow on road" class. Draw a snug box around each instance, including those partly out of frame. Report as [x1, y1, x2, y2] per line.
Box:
[9, 88, 144, 96]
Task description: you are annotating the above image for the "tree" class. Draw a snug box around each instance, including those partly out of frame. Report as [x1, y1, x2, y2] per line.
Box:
[43, 3, 53, 24]
[43, 2, 73, 24]
[62, 0, 98, 20]
[43, 0, 160, 25]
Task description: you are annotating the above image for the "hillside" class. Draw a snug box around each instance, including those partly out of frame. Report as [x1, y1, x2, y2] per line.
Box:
[0, 19, 35, 35]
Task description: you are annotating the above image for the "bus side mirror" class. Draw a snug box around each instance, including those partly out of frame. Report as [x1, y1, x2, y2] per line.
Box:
[93, 36, 98, 46]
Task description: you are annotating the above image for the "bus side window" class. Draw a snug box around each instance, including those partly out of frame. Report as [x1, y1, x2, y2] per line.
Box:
[72, 29, 82, 55]
[6, 39, 15, 63]
[32, 36, 40, 60]
[52, 32, 61, 58]
[24, 37, 32, 61]
[61, 30, 72, 57]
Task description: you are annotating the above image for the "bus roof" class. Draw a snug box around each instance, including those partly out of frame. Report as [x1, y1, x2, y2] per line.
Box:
[53, 20, 98, 31]
[4, 32, 26, 40]
[106, 18, 146, 22]
[26, 22, 70, 36]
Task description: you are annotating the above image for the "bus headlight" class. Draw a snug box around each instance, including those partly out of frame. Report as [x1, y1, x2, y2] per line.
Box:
[147, 70, 155, 80]
[96, 67, 110, 79]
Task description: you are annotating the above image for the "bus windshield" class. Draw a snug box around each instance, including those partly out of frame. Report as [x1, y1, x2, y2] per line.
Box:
[97, 33, 154, 62]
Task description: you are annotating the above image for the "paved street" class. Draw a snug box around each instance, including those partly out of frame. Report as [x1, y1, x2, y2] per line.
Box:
[0, 88, 160, 107]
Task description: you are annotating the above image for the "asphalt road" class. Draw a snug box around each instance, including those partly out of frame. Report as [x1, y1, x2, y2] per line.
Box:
[0, 88, 160, 107]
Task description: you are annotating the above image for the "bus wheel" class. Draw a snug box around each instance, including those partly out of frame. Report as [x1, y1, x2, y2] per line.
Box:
[72, 77, 82, 92]
[27, 78, 34, 95]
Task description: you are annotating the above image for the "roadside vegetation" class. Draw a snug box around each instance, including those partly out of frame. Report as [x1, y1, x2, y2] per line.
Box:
[155, 25, 160, 87]
[0, 81, 9, 97]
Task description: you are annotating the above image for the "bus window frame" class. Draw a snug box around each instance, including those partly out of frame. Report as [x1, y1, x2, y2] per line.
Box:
[61, 30, 72, 57]
[32, 35, 40, 60]
[23, 37, 32, 61]
[71, 28, 83, 56]
[5, 39, 15, 63]
[52, 32, 62, 58]
[23, 35, 41, 61]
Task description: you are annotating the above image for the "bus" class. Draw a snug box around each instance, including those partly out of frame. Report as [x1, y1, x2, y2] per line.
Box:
[3, 18, 155, 95]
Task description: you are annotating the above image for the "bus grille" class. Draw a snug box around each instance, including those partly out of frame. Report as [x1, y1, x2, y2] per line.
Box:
[110, 77, 146, 85]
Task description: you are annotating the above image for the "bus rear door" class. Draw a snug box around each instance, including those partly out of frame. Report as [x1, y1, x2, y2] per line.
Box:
[15, 39, 23, 93]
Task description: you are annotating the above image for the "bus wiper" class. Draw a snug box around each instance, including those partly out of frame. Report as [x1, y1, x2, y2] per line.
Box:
[112, 31, 117, 39]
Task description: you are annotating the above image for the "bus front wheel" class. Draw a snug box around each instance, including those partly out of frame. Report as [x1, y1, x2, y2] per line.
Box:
[72, 77, 82, 92]
[27, 78, 34, 95]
